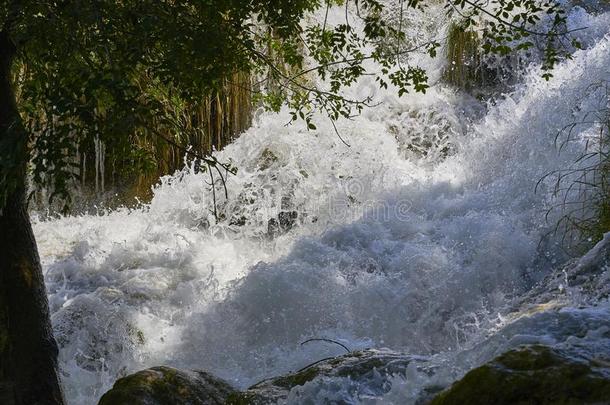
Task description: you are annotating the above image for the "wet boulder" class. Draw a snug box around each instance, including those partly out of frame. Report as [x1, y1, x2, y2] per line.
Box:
[99, 350, 429, 405]
[267, 210, 298, 237]
[228, 349, 430, 404]
[430, 344, 610, 405]
[98, 366, 237, 405]
[513, 233, 610, 312]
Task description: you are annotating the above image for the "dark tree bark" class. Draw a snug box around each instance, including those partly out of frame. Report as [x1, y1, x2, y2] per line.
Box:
[0, 31, 65, 405]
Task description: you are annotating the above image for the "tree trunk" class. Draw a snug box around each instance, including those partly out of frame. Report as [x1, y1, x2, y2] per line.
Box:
[0, 31, 65, 405]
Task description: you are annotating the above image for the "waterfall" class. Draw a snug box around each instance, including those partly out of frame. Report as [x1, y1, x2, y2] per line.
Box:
[33, 3, 610, 404]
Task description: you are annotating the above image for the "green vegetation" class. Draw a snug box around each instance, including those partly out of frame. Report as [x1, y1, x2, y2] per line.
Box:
[0, 1, 580, 403]
[98, 366, 237, 405]
[228, 349, 418, 403]
[444, 22, 483, 90]
[541, 80, 610, 251]
[1, 0, 575, 211]
[99, 345, 610, 404]
[430, 345, 610, 405]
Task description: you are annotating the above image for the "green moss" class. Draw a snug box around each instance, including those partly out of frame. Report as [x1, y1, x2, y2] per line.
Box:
[557, 157, 610, 253]
[443, 22, 484, 91]
[99, 367, 237, 405]
[583, 198, 610, 247]
[496, 345, 559, 370]
[257, 148, 278, 171]
[126, 324, 146, 346]
[336, 357, 386, 378]
[430, 345, 610, 405]
[271, 366, 321, 388]
[226, 391, 259, 405]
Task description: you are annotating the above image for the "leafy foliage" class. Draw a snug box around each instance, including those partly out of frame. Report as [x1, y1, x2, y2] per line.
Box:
[539, 81, 610, 252]
[0, 0, 578, 210]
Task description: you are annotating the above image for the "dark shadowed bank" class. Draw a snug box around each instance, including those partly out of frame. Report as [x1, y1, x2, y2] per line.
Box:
[0, 31, 64, 405]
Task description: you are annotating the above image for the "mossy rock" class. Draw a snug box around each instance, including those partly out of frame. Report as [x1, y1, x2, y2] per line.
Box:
[443, 22, 506, 96]
[257, 148, 279, 171]
[99, 350, 423, 404]
[430, 344, 610, 405]
[98, 366, 237, 405]
[229, 349, 420, 404]
[443, 23, 485, 91]
[511, 234, 610, 313]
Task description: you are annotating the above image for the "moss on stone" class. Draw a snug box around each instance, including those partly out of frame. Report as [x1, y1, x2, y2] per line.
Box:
[234, 349, 417, 404]
[335, 357, 386, 378]
[98, 366, 237, 405]
[99, 350, 417, 404]
[430, 345, 610, 405]
[126, 324, 146, 346]
[225, 391, 261, 405]
[443, 22, 482, 91]
[271, 366, 321, 388]
[257, 148, 278, 171]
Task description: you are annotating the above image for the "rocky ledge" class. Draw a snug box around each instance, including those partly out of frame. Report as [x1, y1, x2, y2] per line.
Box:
[98, 367, 236, 405]
[431, 344, 610, 405]
[98, 342, 610, 404]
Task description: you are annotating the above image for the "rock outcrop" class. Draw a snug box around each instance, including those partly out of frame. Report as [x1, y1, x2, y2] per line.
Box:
[98, 366, 237, 405]
[98, 350, 430, 404]
[230, 349, 430, 404]
[430, 344, 610, 405]
[428, 236, 610, 404]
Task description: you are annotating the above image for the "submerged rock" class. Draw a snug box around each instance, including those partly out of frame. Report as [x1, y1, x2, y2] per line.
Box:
[229, 349, 433, 404]
[98, 350, 431, 404]
[429, 236, 610, 404]
[502, 233, 610, 326]
[430, 344, 610, 405]
[97, 237, 610, 405]
[98, 366, 237, 405]
[98, 341, 610, 404]
[267, 210, 299, 237]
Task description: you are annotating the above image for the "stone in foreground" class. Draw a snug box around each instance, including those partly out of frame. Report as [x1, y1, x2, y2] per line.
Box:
[98, 366, 237, 405]
[430, 344, 610, 405]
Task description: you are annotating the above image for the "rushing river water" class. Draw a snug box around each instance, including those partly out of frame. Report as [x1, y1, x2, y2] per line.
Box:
[33, 3, 610, 403]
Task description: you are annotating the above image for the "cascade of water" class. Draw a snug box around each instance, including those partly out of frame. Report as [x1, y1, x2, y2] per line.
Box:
[33, 3, 610, 404]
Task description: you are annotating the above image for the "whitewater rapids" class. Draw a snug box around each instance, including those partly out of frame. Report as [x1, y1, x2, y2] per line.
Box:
[34, 4, 610, 404]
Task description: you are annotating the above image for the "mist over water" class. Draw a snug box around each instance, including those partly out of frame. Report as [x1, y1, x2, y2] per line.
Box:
[34, 4, 610, 404]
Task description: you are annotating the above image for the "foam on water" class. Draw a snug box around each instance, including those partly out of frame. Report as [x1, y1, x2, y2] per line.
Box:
[34, 4, 610, 404]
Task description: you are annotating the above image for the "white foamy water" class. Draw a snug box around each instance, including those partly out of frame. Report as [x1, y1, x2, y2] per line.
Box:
[34, 4, 610, 404]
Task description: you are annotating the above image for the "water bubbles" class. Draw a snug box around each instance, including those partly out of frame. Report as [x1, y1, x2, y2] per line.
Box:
[33, 5, 610, 404]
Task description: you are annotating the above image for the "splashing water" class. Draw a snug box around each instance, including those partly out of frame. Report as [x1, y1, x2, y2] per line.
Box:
[34, 4, 610, 404]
